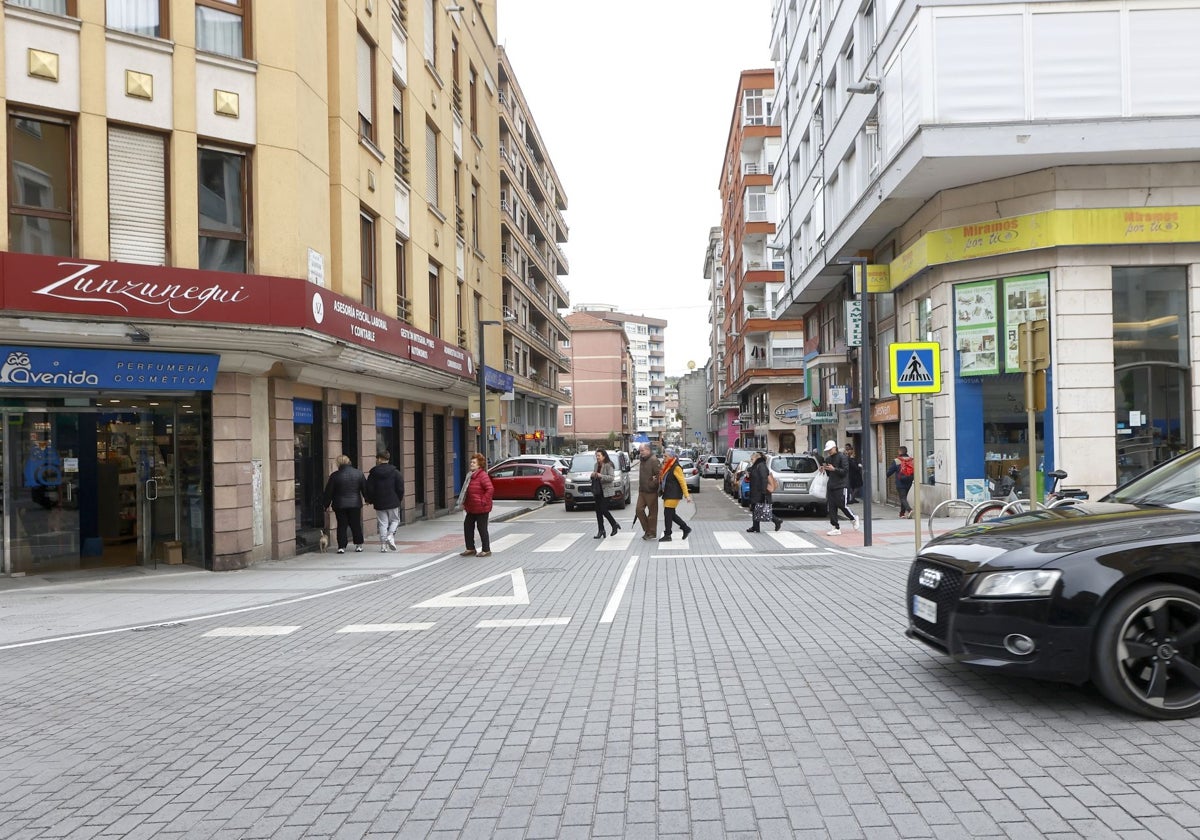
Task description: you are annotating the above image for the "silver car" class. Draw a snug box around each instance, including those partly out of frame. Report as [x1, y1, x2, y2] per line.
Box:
[564, 450, 631, 511]
[766, 454, 826, 514]
[678, 458, 701, 493]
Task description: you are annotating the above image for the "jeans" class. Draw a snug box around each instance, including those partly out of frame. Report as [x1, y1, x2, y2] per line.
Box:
[897, 481, 913, 516]
[464, 511, 490, 552]
[375, 508, 401, 543]
[333, 507, 364, 549]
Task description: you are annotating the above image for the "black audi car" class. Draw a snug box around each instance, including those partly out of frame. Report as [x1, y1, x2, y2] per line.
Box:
[907, 447, 1200, 719]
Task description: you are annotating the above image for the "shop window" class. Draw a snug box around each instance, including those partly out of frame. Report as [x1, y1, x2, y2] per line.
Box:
[196, 0, 250, 59]
[293, 399, 324, 529]
[7, 114, 74, 257]
[198, 145, 249, 272]
[107, 0, 167, 37]
[341, 405, 359, 467]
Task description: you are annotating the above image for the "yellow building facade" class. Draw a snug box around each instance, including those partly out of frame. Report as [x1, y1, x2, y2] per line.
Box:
[0, 0, 503, 573]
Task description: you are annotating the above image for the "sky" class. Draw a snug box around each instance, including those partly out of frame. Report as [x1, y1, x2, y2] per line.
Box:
[497, 0, 775, 377]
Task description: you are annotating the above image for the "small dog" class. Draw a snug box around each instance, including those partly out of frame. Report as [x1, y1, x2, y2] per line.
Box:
[319, 531, 329, 552]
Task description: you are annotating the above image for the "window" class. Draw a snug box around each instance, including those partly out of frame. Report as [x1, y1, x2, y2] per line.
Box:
[198, 145, 249, 272]
[9, 0, 73, 13]
[428, 260, 441, 337]
[106, 1, 166, 37]
[396, 238, 410, 321]
[196, 0, 249, 59]
[109, 126, 166, 264]
[423, 0, 436, 65]
[424, 121, 439, 207]
[392, 83, 410, 183]
[360, 209, 377, 309]
[470, 179, 480, 251]
[744, 88, 765, 125]
[455, 278, 464, 344]
[468, 64, 478, 136]
[8, 114, 73, 257]
[563, 412, 573, 428]
[357, 29, 377, 143]
[745, 186, 767, 223]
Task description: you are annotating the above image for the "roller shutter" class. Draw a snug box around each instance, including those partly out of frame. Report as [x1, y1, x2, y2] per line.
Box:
[108, 127, 166, 265]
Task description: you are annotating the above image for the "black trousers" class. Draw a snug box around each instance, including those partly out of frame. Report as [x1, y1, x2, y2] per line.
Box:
[826, 487, 856, 527]
[333, 507, 364, 549]
[464, 511, 490, 552]
[663, 504, 689, 536]
[594, 493, 618, 533]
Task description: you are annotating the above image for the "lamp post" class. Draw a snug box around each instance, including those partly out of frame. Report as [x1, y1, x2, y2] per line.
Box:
[835, 255, 872, 547]
[477, 319, 501, 459]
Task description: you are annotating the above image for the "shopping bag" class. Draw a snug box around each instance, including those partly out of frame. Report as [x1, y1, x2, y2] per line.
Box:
[809, 471, 829, 497]
[753, 502, 774, 522]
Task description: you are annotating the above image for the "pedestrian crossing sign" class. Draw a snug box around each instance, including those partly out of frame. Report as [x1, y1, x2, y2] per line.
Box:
[889, 342, 941, 394]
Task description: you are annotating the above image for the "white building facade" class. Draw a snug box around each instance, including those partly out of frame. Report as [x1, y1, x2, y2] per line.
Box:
[772, 0, 1200, 507]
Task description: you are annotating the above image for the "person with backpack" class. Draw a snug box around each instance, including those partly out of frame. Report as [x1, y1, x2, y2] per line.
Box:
[886, 445, 916, 518]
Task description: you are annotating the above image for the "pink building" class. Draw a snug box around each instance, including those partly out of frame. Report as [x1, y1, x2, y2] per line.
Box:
[558, 312, 632, 451]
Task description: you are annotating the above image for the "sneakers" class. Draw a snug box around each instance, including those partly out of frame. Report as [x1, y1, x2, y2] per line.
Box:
[337, 548, 346, 554]
[354, 545, 363, 552]
[460, 549, 477, 557]
[659, 535, 672, 542]
[386, 535, 397, 550]
[380, 545, 388, 553]
[642, 534, 656, 541]
[478, 551, 492, 557]
[826, 527, 842, 536]
[854, 518, 861, 531]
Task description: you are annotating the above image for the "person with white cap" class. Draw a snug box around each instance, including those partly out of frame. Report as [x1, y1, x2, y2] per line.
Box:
[819, 440, 859, 536]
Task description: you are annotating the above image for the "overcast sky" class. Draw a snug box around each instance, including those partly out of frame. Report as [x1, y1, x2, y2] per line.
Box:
[497, 0, 775, 376]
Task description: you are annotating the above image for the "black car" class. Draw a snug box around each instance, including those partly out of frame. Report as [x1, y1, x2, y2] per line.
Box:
[907, 447, 1200, 719]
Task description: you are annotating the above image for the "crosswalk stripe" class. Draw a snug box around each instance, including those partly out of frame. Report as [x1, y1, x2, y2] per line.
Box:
[534, 532, 585, 552]
[337, 623, 435, 633]
[488, 533, 530, 553]
[715, 531, 753, 551]
[656, 538, 689, 550]
[770, 531, 811, 548]
[596, 531, 636, 551]
[476, 617, 571, 628]
[203, 626, 300, 637]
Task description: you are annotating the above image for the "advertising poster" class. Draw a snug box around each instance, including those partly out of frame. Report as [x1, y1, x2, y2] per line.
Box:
[1002, 273, 1050, 372]
[954, 280, 999, 376]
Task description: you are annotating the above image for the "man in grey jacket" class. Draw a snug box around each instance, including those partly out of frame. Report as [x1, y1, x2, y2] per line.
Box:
[633, 443, 661, 541]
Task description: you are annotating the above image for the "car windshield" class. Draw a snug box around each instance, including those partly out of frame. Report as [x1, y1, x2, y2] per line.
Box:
[679, 459, 695, 469]
[1103, 447, 1200, 510]
[569, 454, 597, 473]
[770, 456, 818, 473]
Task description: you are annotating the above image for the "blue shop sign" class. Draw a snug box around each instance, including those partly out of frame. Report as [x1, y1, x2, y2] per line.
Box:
[293, 399, 315, 425]
[0, 346, 218, 391]
[375, 408, 394, 428]
[484, 365, 513, 392]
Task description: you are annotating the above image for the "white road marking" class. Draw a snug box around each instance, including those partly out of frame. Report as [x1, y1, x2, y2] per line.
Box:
[771, 531, 812, 548]
[596, 531, 636, 551]
[715, 531, 753, 550]
[487, 533, 531, 553]
[599, 555, 639, 624]
[476, 617, 571, 628]
[412, 568, 530, 608]
[656, 538, 690, 550]
[337, 623, 435, 633]
[534, 533, 584, 552]
[203, 626, 300, 637]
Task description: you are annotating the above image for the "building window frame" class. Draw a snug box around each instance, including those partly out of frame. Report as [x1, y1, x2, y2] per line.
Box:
[360, 207, 377, 310]
[106, 0, 168, 37]
[9, 0, 76, 15]
[357, 27, 378, 145]
[195, 0, 251, 60]
[197, 142, 251, 273]
[428, 259, 441, 338]
[7, 111, 75, 257]
[396, 237, 410, 322]
[424, 120, 440, 210]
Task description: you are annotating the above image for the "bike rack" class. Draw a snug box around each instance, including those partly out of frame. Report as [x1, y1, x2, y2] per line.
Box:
[925, 498, 978, 542]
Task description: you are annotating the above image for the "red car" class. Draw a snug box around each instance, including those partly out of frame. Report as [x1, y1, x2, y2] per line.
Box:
[487, 462, 565, 502]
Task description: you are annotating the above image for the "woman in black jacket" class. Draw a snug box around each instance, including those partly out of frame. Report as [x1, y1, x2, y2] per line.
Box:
[322, 455, 367, 553]
[746, 452, 783, 532]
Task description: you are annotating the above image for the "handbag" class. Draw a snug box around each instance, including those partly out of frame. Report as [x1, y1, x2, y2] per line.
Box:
[809, 471, 829, 497]
[766, 473, 778, 493]
[753, 501, 774, 522]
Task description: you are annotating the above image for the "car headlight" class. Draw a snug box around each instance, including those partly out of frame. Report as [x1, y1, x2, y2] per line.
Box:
[974, 570, 1061, 598]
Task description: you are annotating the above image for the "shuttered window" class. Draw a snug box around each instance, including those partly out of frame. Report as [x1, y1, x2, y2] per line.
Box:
[425, 122, 439, 207]
[357, 29, 376, 142]
[423, 0, 435, 63]
[108, 126, 166, 265]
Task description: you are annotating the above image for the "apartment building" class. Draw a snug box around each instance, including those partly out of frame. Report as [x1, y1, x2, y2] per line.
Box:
[496, 46, 570, 458]
[573, 304, 668, 438]
[715, 69, 807, 454]
[676, 368, 709, 453]
[771, 0, 1200, 505]
[0, 0, 501, 575]
[558, 311, 632, 451]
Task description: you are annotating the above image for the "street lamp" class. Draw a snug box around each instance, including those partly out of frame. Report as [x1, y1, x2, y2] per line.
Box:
[835, 255, 873, 547]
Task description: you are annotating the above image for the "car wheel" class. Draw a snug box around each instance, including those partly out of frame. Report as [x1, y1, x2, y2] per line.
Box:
[1093, 583, 1200, 719]
[968, 500, 1006, 524]
[534, 487, 554, 503]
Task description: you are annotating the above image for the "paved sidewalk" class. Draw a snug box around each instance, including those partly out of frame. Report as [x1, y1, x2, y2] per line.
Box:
[0, 501, 534, 648]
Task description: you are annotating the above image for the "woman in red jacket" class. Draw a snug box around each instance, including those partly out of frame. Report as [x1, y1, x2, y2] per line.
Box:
[458, 452, 494, 557]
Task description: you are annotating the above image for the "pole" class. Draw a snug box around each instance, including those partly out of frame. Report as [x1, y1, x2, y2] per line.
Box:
[477, 317, 487, 460]
[1023, 320, 1038, 503]
[856, 260, 873, 547]
[911, 312, 922, 554]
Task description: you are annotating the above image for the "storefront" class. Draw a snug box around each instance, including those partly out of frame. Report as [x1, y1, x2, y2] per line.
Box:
[0, 346, 215, 574]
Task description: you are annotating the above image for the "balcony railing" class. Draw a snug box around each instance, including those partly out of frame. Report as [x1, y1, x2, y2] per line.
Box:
[746, 356, 805, 370]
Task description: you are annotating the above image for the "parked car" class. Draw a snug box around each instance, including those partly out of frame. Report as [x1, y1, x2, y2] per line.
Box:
[702, 455, 725, 478]
[487, 462, 565, 502]
[723, 448, 757, 495]
[765, 454, 825, 514]
[564, 450, 632, 511]
[907, 445, 1200, 719]
[678, 458, 701, 493]
[491, 454, 570, 474]
[734, 459, 752, 505]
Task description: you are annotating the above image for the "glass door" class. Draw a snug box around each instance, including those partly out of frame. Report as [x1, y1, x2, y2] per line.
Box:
[4, 411, 83, 573]
[134, 401, 206, 568]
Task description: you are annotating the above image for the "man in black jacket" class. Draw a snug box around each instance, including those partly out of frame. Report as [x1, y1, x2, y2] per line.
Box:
[820, 440, 859, 536]
[366, 450, 404, 552]
[322, 455, 367, 553]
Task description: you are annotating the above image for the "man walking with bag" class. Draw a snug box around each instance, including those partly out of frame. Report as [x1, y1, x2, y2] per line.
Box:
[633, 443, 661, 541]
[820, 440, 859, 536]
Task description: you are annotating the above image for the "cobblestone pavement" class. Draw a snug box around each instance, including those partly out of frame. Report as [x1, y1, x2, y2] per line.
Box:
[3, 494, 1200, 838]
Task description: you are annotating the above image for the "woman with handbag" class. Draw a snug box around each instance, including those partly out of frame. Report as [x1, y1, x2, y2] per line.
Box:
[746, 452, 783, 532]
[591, 449, 620, 539]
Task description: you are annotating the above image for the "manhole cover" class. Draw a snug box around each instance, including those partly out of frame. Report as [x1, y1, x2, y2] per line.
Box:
[131, 622, 186, 632]
[338, 573, 392, 583]
[778, 565, 832, 572]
